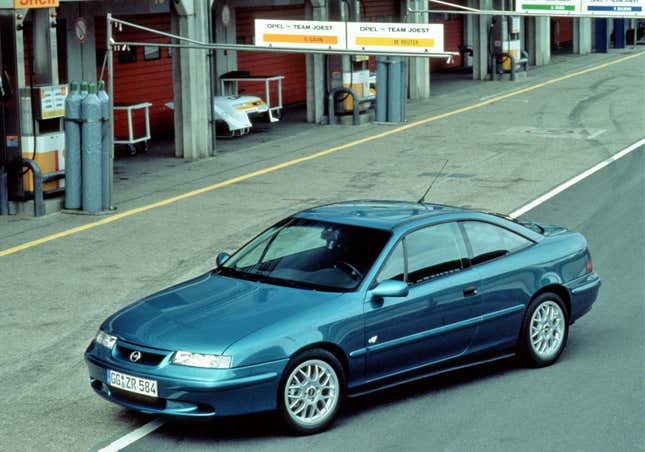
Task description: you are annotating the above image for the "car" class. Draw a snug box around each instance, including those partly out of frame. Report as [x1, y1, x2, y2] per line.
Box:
[85, 201, 601, 434]
[165, 95, 279, 139]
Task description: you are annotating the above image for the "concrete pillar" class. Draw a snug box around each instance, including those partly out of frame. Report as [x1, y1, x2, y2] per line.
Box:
[465, 0, 475, 68]
[171, 0, 213, 159]
[214, 1, 237, 93]
[573, 18, 592, 54]
[473, 0, 492, 80]
[532, 16, 550, 66]
[60, 3, 97, 83]
[527, 17, 535, 65]
[306, 0, 327, 123]
[404, 0, 430, 99]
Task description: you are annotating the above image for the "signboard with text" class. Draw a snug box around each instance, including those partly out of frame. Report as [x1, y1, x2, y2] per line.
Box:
[516, 0, 580, 13]
[346, 23, 444, 54]
[14, 0, 59, 8]
[516, 0, 644, 14]
[255, 19, 346, 50]
[254, 19, 446, 54]
[582, 0, 643, 14]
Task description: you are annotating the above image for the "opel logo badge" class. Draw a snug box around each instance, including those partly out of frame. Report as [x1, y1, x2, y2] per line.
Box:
[129, 351, 142, 362]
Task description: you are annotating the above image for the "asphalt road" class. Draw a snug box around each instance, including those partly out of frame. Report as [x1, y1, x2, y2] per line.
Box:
[0, 50, 643, 452]
[124, 144, 645, 452]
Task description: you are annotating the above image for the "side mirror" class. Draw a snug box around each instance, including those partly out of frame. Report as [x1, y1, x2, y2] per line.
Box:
[369, 280, 409, 299]
[216, 252, 231, 267]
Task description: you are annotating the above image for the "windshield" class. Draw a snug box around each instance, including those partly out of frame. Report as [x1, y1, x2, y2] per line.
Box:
[218, 217, 391, 291]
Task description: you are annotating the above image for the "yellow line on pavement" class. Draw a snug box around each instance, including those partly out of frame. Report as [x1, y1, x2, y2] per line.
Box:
[1, 51, 643, 258]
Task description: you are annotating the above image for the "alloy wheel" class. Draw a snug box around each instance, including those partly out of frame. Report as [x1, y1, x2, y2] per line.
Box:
[283, 359, 340, 428]
[529, 300, 566, 360]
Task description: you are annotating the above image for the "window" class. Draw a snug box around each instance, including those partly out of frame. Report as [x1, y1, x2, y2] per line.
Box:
[405, 223, 468, 285]
[143, 46, 160, 61]
[462, 221, 532, 265]
[376, 241, 405, 283]
[262, 225, 326, 262]
[221, 218, 391, 291]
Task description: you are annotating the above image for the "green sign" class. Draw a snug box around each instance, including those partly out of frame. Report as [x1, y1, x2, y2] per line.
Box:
[522, 3, 576, 9]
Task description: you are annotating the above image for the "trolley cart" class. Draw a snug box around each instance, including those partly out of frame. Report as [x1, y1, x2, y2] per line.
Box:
[219, 73, 284, 122]
[114, 102, 152, 155]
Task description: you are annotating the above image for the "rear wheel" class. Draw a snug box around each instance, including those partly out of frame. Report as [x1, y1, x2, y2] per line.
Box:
[520, 293, 569, 367]
[278, 349, 344, 435]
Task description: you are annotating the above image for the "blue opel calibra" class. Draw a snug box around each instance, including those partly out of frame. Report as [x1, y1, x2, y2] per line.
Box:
[85, 201, 601, 434]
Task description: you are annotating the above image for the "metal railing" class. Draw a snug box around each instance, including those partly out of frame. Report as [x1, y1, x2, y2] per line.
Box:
[21, 159, 65, 217]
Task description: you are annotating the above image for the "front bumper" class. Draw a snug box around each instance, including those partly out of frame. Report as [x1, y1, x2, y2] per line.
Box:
[566, 272, 601, 323]
[85, 342, 288, 417]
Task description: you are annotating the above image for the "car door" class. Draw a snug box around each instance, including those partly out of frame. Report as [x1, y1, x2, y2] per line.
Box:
[363, 222, 482, 382]
[460, 220, 535, 354]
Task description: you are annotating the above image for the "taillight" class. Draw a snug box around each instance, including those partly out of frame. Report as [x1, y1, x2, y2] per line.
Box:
[586, 251, 593, 273]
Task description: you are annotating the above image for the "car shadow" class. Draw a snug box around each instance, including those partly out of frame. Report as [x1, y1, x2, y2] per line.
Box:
[152, 355, 525, 443]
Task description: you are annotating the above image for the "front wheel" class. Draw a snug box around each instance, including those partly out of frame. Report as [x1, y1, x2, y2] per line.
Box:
[520, 293, 569, 367]
[278, 350, 344, 435]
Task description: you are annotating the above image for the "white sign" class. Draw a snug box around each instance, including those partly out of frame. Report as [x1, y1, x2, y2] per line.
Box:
[255, 19, 346, 50]
[582, 0, 644, 14]
[516, 0, 644, 14]
[516, 0, 580, 13]
[346, 23, 444, 54]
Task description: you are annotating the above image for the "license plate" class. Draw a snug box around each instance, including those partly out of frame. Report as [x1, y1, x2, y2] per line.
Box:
[108, 370, 158, 398]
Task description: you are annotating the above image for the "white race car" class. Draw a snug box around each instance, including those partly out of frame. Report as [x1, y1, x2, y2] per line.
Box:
[214, 95, 278, 137]
[165, 95, 279, 138]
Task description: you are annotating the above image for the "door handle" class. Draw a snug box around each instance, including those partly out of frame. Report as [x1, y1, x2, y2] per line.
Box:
[463, 285, 478, 297]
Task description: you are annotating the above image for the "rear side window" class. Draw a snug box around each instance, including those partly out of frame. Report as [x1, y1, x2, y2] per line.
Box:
[462, 221, 532, 265]
[405, 222, 469, 285]
[376, 241, 405, 283]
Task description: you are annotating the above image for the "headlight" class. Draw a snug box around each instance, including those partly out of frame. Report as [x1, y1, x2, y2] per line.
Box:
[172, 351, 232, 369]
[95, 330, 117, 349]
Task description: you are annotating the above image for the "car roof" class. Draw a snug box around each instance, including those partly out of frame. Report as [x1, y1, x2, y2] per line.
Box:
[293, 200, 469, 230]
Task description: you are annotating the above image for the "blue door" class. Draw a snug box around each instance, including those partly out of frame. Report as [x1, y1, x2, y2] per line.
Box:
[363, 222, 482, 382]
[460, 221, 535, 354]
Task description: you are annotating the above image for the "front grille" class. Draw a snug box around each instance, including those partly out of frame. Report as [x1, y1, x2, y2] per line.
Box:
[116, 344, 167, 366]
[110, 387, 166, 410]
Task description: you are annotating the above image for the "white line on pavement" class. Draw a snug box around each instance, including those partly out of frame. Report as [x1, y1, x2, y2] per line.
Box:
[510, 137, 645, 218]
[94, 137, 644, 452]
[97, 418, 166, 452]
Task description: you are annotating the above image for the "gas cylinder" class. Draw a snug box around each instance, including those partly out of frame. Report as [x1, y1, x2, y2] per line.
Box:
[97, 80, 110, 210]
[64, 81, 82, 209]
[81, 83, 102, 213]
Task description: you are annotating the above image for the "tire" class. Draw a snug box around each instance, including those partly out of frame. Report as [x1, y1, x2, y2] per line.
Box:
[278, 349, 344, 435]
[519, 292, 569, 367]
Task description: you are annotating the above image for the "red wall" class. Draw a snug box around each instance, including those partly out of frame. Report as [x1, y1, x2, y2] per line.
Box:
[235, 6, 306, 106]
[95, 14, 174, 139]
[431, 14, 463, 71]
[553, 18, 574, 48]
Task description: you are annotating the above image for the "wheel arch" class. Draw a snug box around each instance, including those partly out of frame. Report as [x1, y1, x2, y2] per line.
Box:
[531, 284, 572, 321]
[289, 342, 350, 379]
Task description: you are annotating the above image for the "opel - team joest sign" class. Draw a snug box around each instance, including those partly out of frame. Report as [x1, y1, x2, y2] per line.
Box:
[255, 19, 444, 54]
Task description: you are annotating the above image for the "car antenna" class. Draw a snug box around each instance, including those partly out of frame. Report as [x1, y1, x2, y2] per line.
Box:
[418, 160, 449, 204]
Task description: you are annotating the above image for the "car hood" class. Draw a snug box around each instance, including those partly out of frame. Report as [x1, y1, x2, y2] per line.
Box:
[104, 272, 342, 354]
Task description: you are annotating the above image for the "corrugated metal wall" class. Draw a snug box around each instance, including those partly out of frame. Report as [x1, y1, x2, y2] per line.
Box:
[95, 14, 174, 139]
[236, 5, 307, 106]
